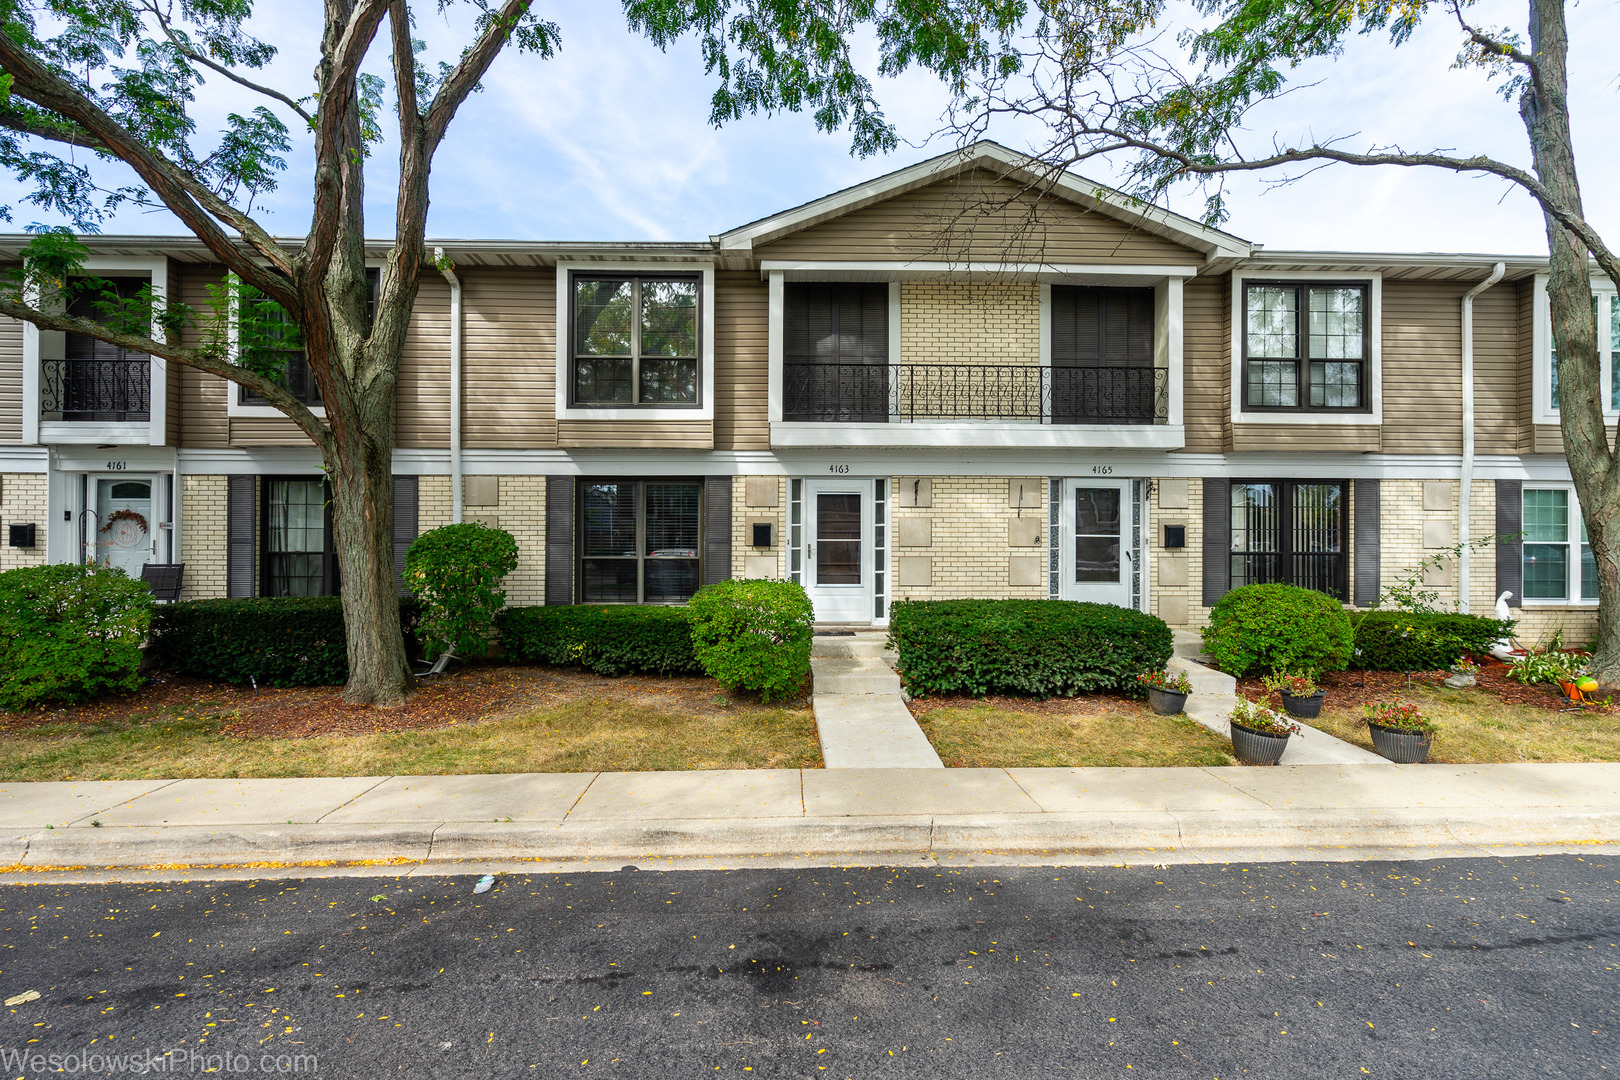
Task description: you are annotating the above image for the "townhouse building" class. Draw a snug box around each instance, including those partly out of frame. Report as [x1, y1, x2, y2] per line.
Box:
[0, 143, 1608, 640]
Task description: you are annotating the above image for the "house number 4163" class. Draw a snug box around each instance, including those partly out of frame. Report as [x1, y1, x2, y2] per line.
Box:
[827, 464, 850, 474]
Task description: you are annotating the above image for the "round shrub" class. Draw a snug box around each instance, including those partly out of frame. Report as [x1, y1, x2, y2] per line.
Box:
[1202, 584, 1353, 677]
[0, 563, 153, 710]
[685, 579, 814, 703]
[404, 522, 519, 660]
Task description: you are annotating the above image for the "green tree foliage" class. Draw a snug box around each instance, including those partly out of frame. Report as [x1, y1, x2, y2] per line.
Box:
[0, 564, 153, 710]
[404, 523, 519, 662]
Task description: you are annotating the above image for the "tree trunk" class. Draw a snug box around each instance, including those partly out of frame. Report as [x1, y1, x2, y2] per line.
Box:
[1524, 0, 1620, 684]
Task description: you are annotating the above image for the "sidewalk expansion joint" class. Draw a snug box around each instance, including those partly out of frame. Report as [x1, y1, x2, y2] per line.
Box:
[66, 777, 184, 827]
[315, 775, 396, 823]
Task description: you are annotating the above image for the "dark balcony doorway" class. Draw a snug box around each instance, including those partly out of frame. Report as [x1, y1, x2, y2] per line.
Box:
[44, 276, 152, 422]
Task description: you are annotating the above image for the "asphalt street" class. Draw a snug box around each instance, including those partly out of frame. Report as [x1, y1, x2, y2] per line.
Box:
[0, 855, 1614, 1079]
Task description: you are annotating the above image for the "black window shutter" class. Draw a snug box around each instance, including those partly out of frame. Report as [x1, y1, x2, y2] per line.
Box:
[1495, 479, 1523, 608]
[392, 475, 418, 596]
[1352, 479, 1381, 607]
[1201, 478, 1231, 608]
[545, 475, 574, 606]
[227, 475, 255, 598]
[704, 476, 732, 587]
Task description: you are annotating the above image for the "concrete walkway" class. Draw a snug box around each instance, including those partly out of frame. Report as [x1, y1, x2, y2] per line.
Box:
[810, 631, 943, 769]
[1168, 631, 1388, 765]
[3, 763, 1618, 876]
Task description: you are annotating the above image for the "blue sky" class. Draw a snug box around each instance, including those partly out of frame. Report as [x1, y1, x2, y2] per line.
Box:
[10, 1, 1619, 256]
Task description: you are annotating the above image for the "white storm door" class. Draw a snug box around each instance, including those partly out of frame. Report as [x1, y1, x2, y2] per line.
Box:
[1062, 479, 1131, 608]
[94, 476, 156, 577]
[804, 478, 874, 623]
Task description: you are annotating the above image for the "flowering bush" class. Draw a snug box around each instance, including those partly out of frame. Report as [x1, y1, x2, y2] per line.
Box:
[1262, 671, 1318, 697]
[1229, 696, 1301, 737]
[1449, 657, 1480, 676]
[1361, 699, 1437, 735]
[1136, 669, 1192, 695]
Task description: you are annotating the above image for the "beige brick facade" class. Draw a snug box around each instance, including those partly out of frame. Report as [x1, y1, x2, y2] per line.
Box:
[0, 473, 47, 574]
[1148, 476, 1203, 628]
[900, 282, 1039, 365]
[434, 475, 546, 606]
[732, 475, 785, 580]
[888, 475, 1048, 602]
[179, 474, 227, 599]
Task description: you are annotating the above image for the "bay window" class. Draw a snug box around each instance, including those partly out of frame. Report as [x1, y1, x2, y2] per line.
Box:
[1522, 487, 1598, 603]
[572, 274, 700, 406]
[1243, 282, 1368, 411]
[579, 480, 703, 603]
[1230, 480, 1347, 599]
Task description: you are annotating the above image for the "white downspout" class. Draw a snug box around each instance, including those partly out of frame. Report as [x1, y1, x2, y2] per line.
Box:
[1459, 261, 1506, 613]
[435, 248, 464, 524]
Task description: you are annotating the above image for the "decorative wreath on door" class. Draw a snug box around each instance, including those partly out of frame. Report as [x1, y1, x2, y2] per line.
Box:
[101, 507, 149, 547]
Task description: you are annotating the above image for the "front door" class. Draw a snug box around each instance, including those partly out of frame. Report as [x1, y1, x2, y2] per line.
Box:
[94, 476, 156, 577]
[804, 478, 873, 623]
[1062, 479, 1133, 608]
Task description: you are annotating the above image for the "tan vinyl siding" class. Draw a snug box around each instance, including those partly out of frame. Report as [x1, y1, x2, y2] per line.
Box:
[556, 419, 713, 449]
[1533, 424, 1566, 454]
[714, 270, 768, 450]
[1181, 275, 1227, 452]
[1381, 280, 1462, 455]
[1230, 423, 1381, 453]
[755, 170, 1199, 264]
[176, 264, 229, 449]
[463, 268, 555, 449]
[0, 315, 21, 443]
[1473, 282, 1520, 455]
[396, 274, 450, 449]
[1518, 278, 1536, 452]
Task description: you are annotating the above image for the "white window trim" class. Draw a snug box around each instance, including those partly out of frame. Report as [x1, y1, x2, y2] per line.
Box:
[1531, 273, 1619, 426]
[1521, 481, 1598, 607]
[23, 254, 169, 446]
[1229, 270, 1383, 426]
[226, 272, 329, 420]
[554, 260, 716, 422]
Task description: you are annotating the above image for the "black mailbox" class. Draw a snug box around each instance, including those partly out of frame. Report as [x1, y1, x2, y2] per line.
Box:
[752, 522, 774, 548]
[1163, 524, 1186, 549]
[8, 523, 36, 549]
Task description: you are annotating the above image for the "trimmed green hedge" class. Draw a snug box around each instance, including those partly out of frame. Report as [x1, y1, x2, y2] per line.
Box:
[494, 605, 701, 676]
[0, 564, 153, 710]
[1350, 610, 1514, 671]
[1202, 584, 1354, 677]
[148, 597, 421, 687]
[686, 579, 814, 702]
[887, 599, 1173, 699]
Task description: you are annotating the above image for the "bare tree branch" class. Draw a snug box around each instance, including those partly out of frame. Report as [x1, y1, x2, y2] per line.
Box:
[422, 0, 532, 155]
[138, 0, 315, 126]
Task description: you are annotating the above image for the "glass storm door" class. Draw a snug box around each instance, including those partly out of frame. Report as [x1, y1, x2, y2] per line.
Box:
[1063, 479, 1132, 608]
[804, 479, 873, 622]
[95, 477, 155, 578]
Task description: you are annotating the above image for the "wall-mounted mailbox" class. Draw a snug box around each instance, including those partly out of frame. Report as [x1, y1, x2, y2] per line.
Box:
[752, 522, 774, 548]
[8, 523, 36, 549]
[1163, 524, 1186, 550]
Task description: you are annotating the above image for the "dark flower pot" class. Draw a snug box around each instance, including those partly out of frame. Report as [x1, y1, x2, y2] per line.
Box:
[1230, 720, 1291, 765]
[1148, 687, 1189, 715]
[1280, 691, 1325, 719]
[1367, 721, 1432, 764]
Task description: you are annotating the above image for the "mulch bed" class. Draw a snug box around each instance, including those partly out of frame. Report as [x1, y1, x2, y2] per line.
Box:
[907, 691, 1147, 719]
[1235, 657, 1612, 714]
[0, 666, 778, 740]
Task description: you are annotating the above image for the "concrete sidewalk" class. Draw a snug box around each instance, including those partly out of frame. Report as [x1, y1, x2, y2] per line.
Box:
[4, 762, 1619, 876]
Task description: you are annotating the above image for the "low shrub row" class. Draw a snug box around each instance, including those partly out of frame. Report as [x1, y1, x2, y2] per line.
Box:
[148, 597, 422, 686]
[0, 564, 153, 710]
[494, 604, 701, 676]
[1350, 610, 1514, 671]
[887, 599, 1173, 699]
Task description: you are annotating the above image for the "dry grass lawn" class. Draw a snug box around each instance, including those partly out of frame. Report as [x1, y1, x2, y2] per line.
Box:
[1307, 683, 1620, 764]
[0, 674, 822, 781]
[910, 696, 1235, 768]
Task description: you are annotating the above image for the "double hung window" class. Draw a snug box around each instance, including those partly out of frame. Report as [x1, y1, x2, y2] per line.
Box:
[237, 270, 375, 408]
[262, 478, 336, 597]
[1522, 487, 1598, 603]
[572, 274, 700, 406]
[1243, 282, 1368, 410]
[579, 480, 702, 603]
[1545, 291, 1620, 415]
[1229, 480, 1347, 599]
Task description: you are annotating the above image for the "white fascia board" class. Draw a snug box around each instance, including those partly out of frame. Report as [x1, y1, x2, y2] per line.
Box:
[554, 260, 716, 422]
[176, 446, 325, 474]
[1229, 269, 1384, 426]
[50, 444, 177, 472]
[769, 422, 1187, 450]
[0, 446, 48, 471]
[761, 260, 1200, 284]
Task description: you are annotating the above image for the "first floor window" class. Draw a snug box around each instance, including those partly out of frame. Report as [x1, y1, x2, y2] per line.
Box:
[1230, 480, 1347, 599]
[263, 478, 336, 597]
[579, 479, 702, 603]
[572, 274, 700, 406]
[1523, 487, 1597, 602]
[1244, 282, 1368, 411]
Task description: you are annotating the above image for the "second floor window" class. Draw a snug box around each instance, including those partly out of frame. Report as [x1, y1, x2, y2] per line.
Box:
[572, 274, 700, 406]
[1244, 282, 1367, 411]
[240, 294, 318, 406]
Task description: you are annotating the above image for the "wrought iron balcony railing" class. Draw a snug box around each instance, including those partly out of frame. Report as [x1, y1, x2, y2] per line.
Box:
[783, 362, 1168, 424]
[41, 357, 151, 422]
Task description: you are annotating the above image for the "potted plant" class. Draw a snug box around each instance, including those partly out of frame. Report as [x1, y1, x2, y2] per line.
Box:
[1444, 656, 1479, 690]
[1137, 669, 1193, 715]
[1264, 671, 1324, 719]
[1362, 700, 1438, 763]
[1228, 697, 1301, 765]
